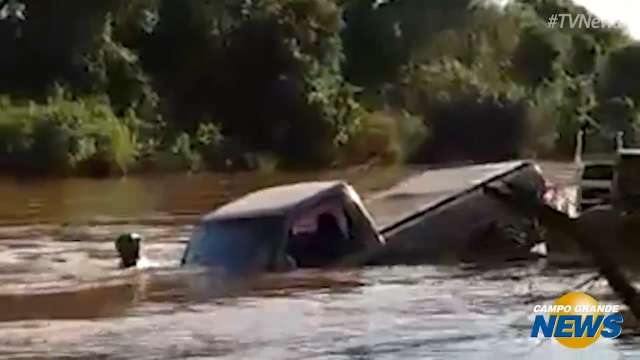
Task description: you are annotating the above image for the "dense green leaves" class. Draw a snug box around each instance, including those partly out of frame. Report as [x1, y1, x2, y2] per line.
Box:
[0, 93, 138, 176]
[0, 0, 639, 175]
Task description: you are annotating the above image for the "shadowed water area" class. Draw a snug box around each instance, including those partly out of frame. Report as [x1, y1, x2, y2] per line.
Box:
[0, 163, 638, 359]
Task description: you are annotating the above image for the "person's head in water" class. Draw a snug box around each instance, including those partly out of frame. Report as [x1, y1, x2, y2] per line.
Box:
[115, 233, 141, 268]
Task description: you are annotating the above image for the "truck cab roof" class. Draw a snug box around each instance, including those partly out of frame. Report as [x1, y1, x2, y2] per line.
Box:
[203, 181, 348, 221]
[184, 181, 383, 272]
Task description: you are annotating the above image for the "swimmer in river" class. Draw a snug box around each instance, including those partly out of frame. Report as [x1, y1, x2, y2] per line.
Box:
[115, 233, 142, 268]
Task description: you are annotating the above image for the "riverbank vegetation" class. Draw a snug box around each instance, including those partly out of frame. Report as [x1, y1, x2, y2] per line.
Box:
[0, 0, 638, 176]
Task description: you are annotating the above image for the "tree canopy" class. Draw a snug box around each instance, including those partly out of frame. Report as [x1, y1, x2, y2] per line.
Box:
[0, 0, 638, 175]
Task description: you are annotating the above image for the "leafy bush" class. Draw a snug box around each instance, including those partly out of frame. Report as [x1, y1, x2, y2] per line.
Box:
[343, 110, 427, 164]
[151, 122, 226, 172]
[396, 58, 530, 163]
[0, 95, 139, 176]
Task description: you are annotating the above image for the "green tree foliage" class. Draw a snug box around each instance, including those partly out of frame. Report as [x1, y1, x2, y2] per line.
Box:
[591, 98, 639, 146]
[510, 25, 567, 87]
[567, 33, 599, 76]
[142, 0, 364, 167]
[1, 0, 639, 176]
[342, 0, 473, 88]
[398, 58, 528, 163]
[0, 93, 138, 176]
[0, 0, 117, 96]
[599, 45, 640, 104]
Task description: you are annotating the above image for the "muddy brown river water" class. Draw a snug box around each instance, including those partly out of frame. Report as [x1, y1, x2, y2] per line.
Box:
[0, 163, 638, 359]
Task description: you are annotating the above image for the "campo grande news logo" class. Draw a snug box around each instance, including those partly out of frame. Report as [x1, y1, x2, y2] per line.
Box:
[530, 291, 624, 349]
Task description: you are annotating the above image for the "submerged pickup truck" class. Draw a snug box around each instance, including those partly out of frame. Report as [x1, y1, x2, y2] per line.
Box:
[180, 181, 384, 272]
[118, 161, 546, 273]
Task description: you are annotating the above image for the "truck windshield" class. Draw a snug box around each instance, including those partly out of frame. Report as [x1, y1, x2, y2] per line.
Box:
[182, 216, 284, 272]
